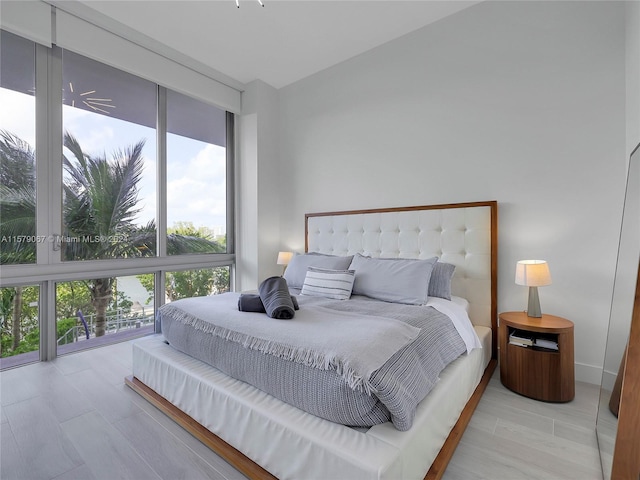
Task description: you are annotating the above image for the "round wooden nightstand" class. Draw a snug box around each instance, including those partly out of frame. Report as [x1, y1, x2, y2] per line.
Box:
[499, 311, 575, 402]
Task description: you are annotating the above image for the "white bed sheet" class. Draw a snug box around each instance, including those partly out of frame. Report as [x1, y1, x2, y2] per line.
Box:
[449, 295, 470, 312]
[131, 326, 492, 480]
[427, 296, 482, 353]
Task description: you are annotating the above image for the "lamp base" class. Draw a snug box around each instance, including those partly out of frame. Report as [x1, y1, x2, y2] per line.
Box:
[527, 286, 542, 317]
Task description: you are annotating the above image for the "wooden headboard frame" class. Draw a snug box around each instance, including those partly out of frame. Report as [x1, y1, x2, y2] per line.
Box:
[305, 201, 498, 359]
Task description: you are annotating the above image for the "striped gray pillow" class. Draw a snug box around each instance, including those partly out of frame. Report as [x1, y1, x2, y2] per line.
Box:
[283, 253, 354, 289]
[428, 262, 456, 300]
[301, 267, 355, 300]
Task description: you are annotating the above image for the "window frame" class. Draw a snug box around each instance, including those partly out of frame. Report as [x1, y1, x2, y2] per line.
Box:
[0, 35, 236, 364]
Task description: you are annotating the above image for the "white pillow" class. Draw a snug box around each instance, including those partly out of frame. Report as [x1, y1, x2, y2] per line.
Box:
[283, 253, 353, 289]
[301, 267, 355, 300]
[349, 253, 438, 305]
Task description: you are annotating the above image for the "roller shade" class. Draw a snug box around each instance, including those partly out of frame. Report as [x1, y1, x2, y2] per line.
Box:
[0, 0, 52, 47]
[54, 9, 241, 113]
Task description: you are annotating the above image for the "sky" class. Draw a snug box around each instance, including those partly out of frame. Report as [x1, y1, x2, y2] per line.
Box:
[1, 88, 227, 233]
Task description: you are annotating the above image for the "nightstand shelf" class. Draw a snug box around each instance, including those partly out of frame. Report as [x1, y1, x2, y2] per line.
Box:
[499, 311, 575, 402]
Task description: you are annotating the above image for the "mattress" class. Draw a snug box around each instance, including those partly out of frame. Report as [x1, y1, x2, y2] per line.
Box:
[131, 325, 491, 480]
[159, 292, 476, 430]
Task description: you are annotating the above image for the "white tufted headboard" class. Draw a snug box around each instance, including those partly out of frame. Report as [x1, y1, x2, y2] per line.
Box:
[306, 201, 498, 356]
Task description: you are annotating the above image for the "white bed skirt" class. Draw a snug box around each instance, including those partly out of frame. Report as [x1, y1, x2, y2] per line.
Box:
[132, 326, 492, 480]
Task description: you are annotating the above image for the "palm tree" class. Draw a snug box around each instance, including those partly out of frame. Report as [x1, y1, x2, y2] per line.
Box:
[0, 131, 36, 264]
[63, 132, 152, 336]
[1, 130, 223, 339]
[62, 132, 221, 336]
[0, 131, 36, 348]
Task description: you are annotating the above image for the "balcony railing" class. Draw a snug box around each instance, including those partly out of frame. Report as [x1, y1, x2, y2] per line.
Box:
[1, 309, 156, 370]
[57, 309, 155, 346]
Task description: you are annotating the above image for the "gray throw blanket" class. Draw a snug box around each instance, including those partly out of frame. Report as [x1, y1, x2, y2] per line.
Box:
[238, 293, 299, 313]
[158, 292, 421, 394]
[259, 276, 295, 319]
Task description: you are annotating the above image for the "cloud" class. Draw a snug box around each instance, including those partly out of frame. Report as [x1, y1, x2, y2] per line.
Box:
[64, 106, 116, 154]
[0, 89, 36, 146]
[167, 142, 227, 228]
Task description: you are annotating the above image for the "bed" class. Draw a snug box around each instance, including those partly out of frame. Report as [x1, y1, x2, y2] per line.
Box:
[126, 200, 498, 479]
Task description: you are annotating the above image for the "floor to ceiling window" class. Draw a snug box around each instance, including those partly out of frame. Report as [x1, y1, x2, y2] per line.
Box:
[0, 32, 36, 263]
[0, 29, 235, 369]
[62, 49, 158, 261]
[167, 90, 228, 256]
[0, 32, 40, 365]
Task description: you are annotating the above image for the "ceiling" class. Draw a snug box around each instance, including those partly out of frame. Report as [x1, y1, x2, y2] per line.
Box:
[73, 0, 480, 89]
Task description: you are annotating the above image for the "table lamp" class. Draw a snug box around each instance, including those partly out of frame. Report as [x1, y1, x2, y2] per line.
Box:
[277, 251, 293, 275]
[515, 260, 552, 318]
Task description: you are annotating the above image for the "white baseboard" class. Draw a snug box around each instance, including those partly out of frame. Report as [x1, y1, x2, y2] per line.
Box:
[600, 369, 618, 392]
[575, 362, 605, 386]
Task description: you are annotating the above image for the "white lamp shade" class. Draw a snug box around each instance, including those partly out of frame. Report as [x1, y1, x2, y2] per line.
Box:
[515, 260, 552, 287]
[277, 251, 293, 266]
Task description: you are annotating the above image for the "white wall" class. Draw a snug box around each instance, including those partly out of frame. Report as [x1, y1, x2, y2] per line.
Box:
[237, 80, 282, 291]
[275, 1, 627, 383]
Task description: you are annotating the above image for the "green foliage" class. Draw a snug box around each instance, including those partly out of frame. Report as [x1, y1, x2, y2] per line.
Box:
[136, 273, 154, 304]
[0, 286, 38, 332]
[137, 266, 230, 304]
[56, 317, 78, 346]
[112, 288, 133, 314]
[56, 281, 93, 320]
[137, 223, 229, 303]
[0, 288, 16, 322]
[1, 333, 12, 356]
[3, 328, 39, 356]
[1, 315, 80, 355]
[168, 221, 206, 236]
[167, 269, 214, 301]
[0, 130, 36, 264]
[212, 267, 230, 295]
[1, 286, 39, 357]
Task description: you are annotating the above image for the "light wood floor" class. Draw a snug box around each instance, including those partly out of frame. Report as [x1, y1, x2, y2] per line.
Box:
[1, 338, 604, 480]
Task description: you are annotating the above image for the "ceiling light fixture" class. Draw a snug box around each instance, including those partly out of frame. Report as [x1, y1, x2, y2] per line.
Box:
[236, 0, 264, 7]
[66, 82, 115, 114]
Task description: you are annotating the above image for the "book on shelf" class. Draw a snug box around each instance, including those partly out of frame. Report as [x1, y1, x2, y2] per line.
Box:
[509, 329, 534, 346]
[534, 338, 559, 350]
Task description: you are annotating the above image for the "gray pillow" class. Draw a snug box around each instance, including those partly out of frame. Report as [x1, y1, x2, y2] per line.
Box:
[428, 262, 456, 300]
[283, 253, 354, 289]
[348, 253, 438, 305]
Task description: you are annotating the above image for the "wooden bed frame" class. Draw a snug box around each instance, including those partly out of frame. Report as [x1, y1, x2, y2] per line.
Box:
[126, 200, 498, 479]
[125, 362, 496, 479]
